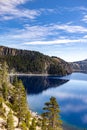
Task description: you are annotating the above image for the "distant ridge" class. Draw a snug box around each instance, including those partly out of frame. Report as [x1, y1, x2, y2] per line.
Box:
[70, 59, 87, 73]
[0, 45, 72, 75]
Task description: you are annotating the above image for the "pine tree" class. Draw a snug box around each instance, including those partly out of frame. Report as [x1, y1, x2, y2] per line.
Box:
[0, 61, 9, 98]
[0, 97, 5, 118]
[1, 61, 9, 84]
[7, 110, 14, 130]
[12, 76, 18, 86]
[0, 67, 2, 87]
[25, 111, 31, 128]
[30, 118, 36, 130]
[2, 82, 8, 101]
[41, 116, 48, 130]
[42, 97, 63, 130]
[20, 121, 27, 130]
[13, 79, 28, 127]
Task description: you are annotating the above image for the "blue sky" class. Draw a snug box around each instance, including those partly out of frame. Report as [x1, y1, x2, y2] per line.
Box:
[0, 0, 87, 62]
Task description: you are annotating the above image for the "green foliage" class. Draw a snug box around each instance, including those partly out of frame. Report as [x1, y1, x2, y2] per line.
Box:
[20, 121, 27, 130]
[0, 97, 5, 118]
[12, 76, 18, 86]
[42, 97, 63, 130]
[12, 79, 28, 126]
[30, 118, 36, 130]
[0, 53, 46, 73]
[2, 82, 8, 101]
[7, 110, 14, 130]
[1, 61, 9, 84]
[0, 50, 71, 75]
[0, 59, 64, 130]
[48, 63, 66, 75]
[25, 111, 31, 128]
[41, 116, 48, 130]
[0, 61, 9, 101]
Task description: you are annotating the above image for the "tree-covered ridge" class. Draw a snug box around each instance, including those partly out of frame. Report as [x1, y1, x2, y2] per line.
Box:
[0, 61, 63, 130]
[0, 46, 72, 75]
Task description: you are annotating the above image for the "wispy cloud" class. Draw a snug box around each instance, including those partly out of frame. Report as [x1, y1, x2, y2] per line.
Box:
[53, 24, 87, 33]
[7, 23, 87, 38]
[82, 15, 87, 23]
[69, 6, 87, 12]
[23, 38, 87, 45]
[0, 0, 41, 20]
[0, 0, 57, 20]
[1, 23, 87, 46]
[83, 35, 87, 38]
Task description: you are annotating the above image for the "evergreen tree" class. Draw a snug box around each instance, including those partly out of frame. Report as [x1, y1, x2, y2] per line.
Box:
[1, 61, 9, 84]
[12, 76, 18, 86]
[13, 79, 28, 127]
[25, 111, 31, 128]
[7, 110, 14, 130]
[2, 82, 8, 101]
[0, 67, 2, 87]
[0, 61, 9, 98]
[42, 97, 63, 130]
[30, 118, 36, 130]
[41, 116, 48, 130]
[20, 121, 27, 130]
[0, 97, 5, 118]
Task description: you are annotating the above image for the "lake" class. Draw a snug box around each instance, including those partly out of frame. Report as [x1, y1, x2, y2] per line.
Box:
[17, 73, 87, 130]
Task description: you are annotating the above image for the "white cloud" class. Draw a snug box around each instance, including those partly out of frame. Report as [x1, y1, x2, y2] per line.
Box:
[82, 15, 87, 23]
[8, 23, 87, 40]
[53, 24, 87, 33]
[83, 35, 87, 38]
[0, 0, 41, 20]
[1, 16, 14, 20]
[0, 0, 57, 20]
[23, 38, 87, 45]
[0, 0, 27, 6]
[72, 6, 87, 11]
[1, 23, 87, 46]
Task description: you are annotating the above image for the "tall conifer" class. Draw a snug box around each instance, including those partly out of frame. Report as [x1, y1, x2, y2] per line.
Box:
[42, 97, 63, 130]
[13, 79, 28, 127]
[7, 110, 14, 130]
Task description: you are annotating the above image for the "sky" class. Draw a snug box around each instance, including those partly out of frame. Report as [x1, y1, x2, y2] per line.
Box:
[0, 0, 87, 62]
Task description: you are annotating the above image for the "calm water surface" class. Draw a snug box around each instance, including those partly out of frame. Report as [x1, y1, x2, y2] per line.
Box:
[18, 73, 87, 130]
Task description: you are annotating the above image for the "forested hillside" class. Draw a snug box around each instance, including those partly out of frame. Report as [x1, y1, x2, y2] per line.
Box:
[0, 46, 72, 76]
[0, 61, 63, 130]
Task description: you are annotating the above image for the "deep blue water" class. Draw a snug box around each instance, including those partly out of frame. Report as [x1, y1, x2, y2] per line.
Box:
[17, 73, 87, 130]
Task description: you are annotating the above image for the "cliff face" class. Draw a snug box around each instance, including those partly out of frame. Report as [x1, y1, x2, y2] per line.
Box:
[0, 46, 72, 75]
[0, 46, 35, 56]
[70, 59, 87, 73]
[0, 46, 18, 56]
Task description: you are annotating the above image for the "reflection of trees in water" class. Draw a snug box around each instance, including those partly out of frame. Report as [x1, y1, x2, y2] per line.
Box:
[15, 76, 69, 94]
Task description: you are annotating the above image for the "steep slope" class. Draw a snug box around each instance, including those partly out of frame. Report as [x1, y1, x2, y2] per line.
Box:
[0, 63, 41, 130]
[0, 46, 72, 75]
[70, 59, 87, 73]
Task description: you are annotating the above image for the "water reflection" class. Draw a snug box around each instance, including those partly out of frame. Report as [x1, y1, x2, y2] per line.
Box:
[14, 73, 87, 129]
[17, 76, 69, 94]
[36, 79, 87, 129]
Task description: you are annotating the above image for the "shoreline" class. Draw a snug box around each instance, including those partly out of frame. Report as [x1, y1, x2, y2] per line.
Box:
[9, 73, 66, 77]
[9, 73, 51, 76]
